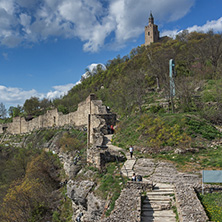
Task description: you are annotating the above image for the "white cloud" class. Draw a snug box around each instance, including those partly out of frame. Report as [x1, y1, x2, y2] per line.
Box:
[87, 63, 106, 72]
[0, 83, 74, 108]
[0, 62, 106, 108]
[1, 0, 220, 52]
[187, 17, 222, 33]
[0, 85, 42, 107]
[0, 0, 196, 51]
[46, 83, 75, 100]
[76, 63, 107, 85]
[161, 17, 222, 39]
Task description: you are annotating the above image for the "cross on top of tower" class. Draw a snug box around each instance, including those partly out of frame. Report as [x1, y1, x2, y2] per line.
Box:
[149, 11, 154, 24]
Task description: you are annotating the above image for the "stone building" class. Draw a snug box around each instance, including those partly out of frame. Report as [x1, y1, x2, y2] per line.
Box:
[145, 12, 160, 46]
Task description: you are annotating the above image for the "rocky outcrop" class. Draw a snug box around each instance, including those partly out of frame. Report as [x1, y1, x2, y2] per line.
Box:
[66, 180, 106, 221]
[67, 180, 95, 208]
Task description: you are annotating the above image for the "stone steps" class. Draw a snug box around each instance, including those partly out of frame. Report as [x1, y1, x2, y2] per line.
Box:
[146, 196, 172, 201]
[141, 183, 176, 222]
[147, 191, 174, 195]
[141, 216, 177, 222]
[142, 210, 176, 217]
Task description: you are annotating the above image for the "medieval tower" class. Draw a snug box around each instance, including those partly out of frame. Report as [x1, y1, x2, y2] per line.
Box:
[145, 12, 159, 46]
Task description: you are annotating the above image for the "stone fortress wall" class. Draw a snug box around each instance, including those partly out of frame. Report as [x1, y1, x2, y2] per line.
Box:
[0, 94, 115, 136]
[0, 94, 117, 170]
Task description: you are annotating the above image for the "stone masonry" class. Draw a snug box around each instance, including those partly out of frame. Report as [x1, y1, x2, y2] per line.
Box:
[0, 94, 117, 169]
[0, 94, 115, 136]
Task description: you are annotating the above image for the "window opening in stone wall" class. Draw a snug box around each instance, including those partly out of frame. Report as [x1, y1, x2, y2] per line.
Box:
[54, 116, 56, 125]
[148, 32, 150, 36]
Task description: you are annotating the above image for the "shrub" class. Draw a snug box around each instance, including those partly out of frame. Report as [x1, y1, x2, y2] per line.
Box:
[149, 104, 165, 114]
[199, 192, 222, 222]
[59, 131, 86, 152]
[185, 117, 221, 140]
[137, 114, 191, 148]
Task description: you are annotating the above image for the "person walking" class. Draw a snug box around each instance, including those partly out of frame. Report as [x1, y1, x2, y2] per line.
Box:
[131, 173, 136, 181]
[110, 125, 114, 134]
[129, 145, 134, 158]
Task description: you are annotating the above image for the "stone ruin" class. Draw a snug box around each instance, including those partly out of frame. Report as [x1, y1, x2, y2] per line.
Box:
[0, 94, 117, 169]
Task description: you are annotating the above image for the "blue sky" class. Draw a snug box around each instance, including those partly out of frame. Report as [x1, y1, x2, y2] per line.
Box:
[1, 0, 222, 109]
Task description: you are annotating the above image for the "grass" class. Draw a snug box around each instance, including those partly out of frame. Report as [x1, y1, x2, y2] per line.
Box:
[199, 192, 222, 222]
[91, 163, 124, 217]
[150, 144, 222, 172]
[113, 112, 222, 172]
[95, 163, 124, 199]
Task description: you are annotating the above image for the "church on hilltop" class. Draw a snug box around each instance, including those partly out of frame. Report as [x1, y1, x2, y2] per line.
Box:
[144, 12, 166, 46]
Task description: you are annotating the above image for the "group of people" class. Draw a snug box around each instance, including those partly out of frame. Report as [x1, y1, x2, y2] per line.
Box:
[132, 173, 142, 182]
[129, 145, 143, 181]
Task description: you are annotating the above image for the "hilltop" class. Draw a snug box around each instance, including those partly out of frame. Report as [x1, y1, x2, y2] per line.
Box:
[0, 31, 222, 221]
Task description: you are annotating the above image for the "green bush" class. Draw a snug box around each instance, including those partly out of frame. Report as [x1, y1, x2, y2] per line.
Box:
[199, 192, 222, 222]
[149, 104, 165, 114]
[185, 117, 221, 140]
[137, 114, 191, 148]
[43, 129, 56, 142]
[59, 130, 86, 152]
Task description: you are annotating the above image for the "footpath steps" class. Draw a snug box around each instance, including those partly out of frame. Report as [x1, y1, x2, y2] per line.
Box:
[104, 134, 136, 178]
[105, 134, 177, 222]
[141, 183, 176, 222]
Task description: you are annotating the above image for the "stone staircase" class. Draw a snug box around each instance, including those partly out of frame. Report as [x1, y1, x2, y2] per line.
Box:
[141, 183, 176, 222]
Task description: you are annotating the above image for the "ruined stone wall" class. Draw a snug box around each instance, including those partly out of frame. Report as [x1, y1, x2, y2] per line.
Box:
[101, 181, 153, 222]
[0, 94, 112, 135]
[175, 182, 208, 222]
[6, 117, 21, 134]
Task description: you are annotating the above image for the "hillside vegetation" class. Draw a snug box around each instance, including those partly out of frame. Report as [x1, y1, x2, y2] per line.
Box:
[0, 31, 222, 221]
[58, 31, 222, 119]
[3, 31, 222, 169]
[59, 31, 222, 164]
[0, 128, 87, 222]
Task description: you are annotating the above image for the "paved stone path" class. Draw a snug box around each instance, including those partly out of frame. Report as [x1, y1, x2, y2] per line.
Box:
[141, 183, 176, 222]
[104, 134, 208, 222]
[105, 134, 136, 178]
[105, 135, 177, 221]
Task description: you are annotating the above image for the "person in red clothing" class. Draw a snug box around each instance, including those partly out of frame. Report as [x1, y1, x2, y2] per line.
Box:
[110, 125, 114, 134]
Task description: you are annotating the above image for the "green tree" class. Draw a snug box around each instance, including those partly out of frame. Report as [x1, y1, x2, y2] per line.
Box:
[8, 105, 23, 118]
[0, 102, 7, 118]
[23, 97, 40, 115]
[40, 98, 52, 112]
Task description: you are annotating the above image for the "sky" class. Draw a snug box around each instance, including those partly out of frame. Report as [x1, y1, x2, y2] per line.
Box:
[1, 0, 222, 109]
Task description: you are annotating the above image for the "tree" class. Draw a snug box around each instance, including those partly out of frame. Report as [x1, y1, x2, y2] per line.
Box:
[0, 151, 61, 222]
[8, 105, 23, 118]
[0, 103, 7, 118]
[40, 98, 52, 112]
[23, 97, 40, 116]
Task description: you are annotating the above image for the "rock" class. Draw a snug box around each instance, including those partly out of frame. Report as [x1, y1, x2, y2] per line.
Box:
[67, 180, 95, 208]
[86, 193, 105, 221]
[174, 148, 185, 154]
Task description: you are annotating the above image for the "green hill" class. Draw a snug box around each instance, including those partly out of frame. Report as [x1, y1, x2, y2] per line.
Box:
[1, 30, 222, 222]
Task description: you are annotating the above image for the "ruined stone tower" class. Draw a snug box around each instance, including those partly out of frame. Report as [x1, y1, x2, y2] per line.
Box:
[145, 12, 159, 46]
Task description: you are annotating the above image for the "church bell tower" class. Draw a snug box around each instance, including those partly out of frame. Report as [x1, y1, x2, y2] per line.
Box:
[145, 12, 159, 46]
